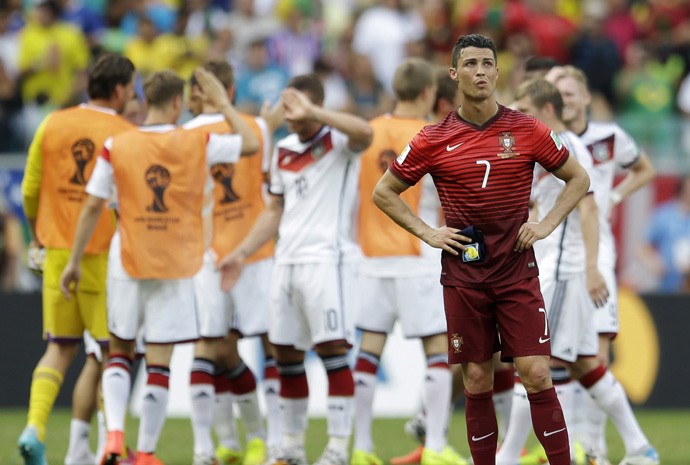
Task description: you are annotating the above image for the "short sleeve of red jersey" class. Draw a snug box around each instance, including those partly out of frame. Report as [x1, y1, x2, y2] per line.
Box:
[532, 120, 569, 172]
[388, 130, 431, 186]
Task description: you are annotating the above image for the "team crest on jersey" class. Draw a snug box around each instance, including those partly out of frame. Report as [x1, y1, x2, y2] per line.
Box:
[497, 132, 519, 159]
[587, 134, 615, 164]
[451, 333, 463, 353]
[397, 144, 411, 164]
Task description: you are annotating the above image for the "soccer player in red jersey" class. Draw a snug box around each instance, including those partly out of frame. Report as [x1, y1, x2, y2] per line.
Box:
[373, 34, 590, 465]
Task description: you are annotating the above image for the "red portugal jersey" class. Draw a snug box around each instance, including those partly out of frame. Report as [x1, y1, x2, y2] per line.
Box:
[389, 105, 569, 288]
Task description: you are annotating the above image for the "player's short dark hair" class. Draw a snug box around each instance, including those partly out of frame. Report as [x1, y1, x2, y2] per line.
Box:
[434, 68, 458, 113]
[524, 56, 561, 74]
[451, 34, 497, 69]
[200, 59, 234, 89]
[392, 58, 435, 102]
[87, 53, 135, 101]
[287, 73, 324, 106]
[514, 78, 564, 120]
[143, 70, 185, 107]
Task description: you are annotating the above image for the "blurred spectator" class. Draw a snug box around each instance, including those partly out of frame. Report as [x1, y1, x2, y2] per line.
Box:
[0, 4, 21, 151]
[267, 0, 321, 76]
[235, 37, 289, 115]
[418, 0, 453, 66]
[351, 0, 426, 95]
[614, 41, 684, 161]
[603, 0, 639, 61]
[314, 56, 349, 111]
[58, 0, 106, 50]
[224, 0, 279, 67]
[570, 2, 621, 110]
[0, 191, 22, 291]
[18, 0, 90, 107]
[639, 176, 690, 292]
[155, 5, 208, 79]
[120, 0, 176, 36]
[184, 0, 226, 39]
[99, 0, 135, 53]
[123, 14, 162, 77]
[345, 53, 392, 120]
[526, 0, 577, 64]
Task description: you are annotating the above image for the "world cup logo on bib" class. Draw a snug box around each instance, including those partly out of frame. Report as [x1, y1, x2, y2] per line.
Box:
[69, 139, 96, 185]
[210, 163, 240, 204]
[145, 164, 171, 213]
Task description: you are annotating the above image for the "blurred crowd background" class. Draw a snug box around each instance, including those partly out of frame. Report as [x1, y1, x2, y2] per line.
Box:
[2, 0, 690, 293]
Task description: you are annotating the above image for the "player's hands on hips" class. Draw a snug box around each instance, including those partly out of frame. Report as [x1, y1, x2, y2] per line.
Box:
[194, 66, 231, 110]
[218, 251, 246, 292]
[59, 261, 81, 300]
[587, 266, 609, 308]
[514, 221, 551, 252]
[423, 226, 471, 255]
[281, 88, 314, 123]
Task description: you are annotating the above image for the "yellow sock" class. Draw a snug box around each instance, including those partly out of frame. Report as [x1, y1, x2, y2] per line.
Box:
[27, 366, 64, 441]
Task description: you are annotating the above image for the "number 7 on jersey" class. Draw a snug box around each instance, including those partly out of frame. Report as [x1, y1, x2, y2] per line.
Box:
[476, 160, 490, 188]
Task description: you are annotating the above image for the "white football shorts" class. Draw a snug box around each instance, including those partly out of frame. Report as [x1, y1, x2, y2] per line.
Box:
[355, 273, 446, 337]
[269, 262, 355, 351]
[107, 231, 200, 344]
[540, 272, 598, 363]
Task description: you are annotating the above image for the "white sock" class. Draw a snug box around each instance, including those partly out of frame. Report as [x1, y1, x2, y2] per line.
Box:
[235, 391, 266, 440]
[570, 382, 588, 447]
[67, 418, 92, 456]
[493, 388, 514, 444]
[424, 365, 452, 452]
[264, 377, 282, 450]
[353, 371, 376, 452]
[190, 383, 216, 456]
[586, 393, 608, 456]
[137, 384, 169, 453]
[281, 397, 308, 448]
[554, 381, 576, 461]
[326, 436, 350, 456]
[214, 392, 240, 450]
[587, 370, 649, 455]
[496, 383, 532, 465]
[96, 410, 106, 461]
[327, 395, 353, 439]
[102, 365, 131, 432]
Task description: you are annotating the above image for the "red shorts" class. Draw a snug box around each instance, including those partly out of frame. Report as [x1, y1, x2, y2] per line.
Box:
[444, 277, 551, 364]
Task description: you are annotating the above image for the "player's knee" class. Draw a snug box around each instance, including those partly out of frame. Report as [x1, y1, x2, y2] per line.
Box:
[517, 362, 551, 392]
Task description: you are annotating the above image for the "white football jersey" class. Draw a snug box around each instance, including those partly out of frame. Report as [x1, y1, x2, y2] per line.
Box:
[270, 126, 361, 264]
[533, 130, 595, 278]
[579, 121, 641, 269]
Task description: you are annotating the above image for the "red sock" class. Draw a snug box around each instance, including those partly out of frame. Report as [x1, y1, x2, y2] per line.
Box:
[464, 390, 498, 465]
[527, 387, 570, 465]
[227, 361, 257, 395]
[278, 362, 309, 398]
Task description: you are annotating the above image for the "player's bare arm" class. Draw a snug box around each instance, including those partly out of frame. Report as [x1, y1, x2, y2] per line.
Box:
[59, 194, 108, 299]
[282, 87, 373, 152]
[218, 193, 284, 291]
[515, 154, 589, 252]
[373, 170, 471, 255]
[194, 66, 259, 155]
[578, 193, 609, 307]
[610, 151, 656, 208]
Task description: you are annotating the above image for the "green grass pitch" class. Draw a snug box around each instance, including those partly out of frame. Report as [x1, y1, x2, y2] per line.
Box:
[1, 408, 688, 464]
